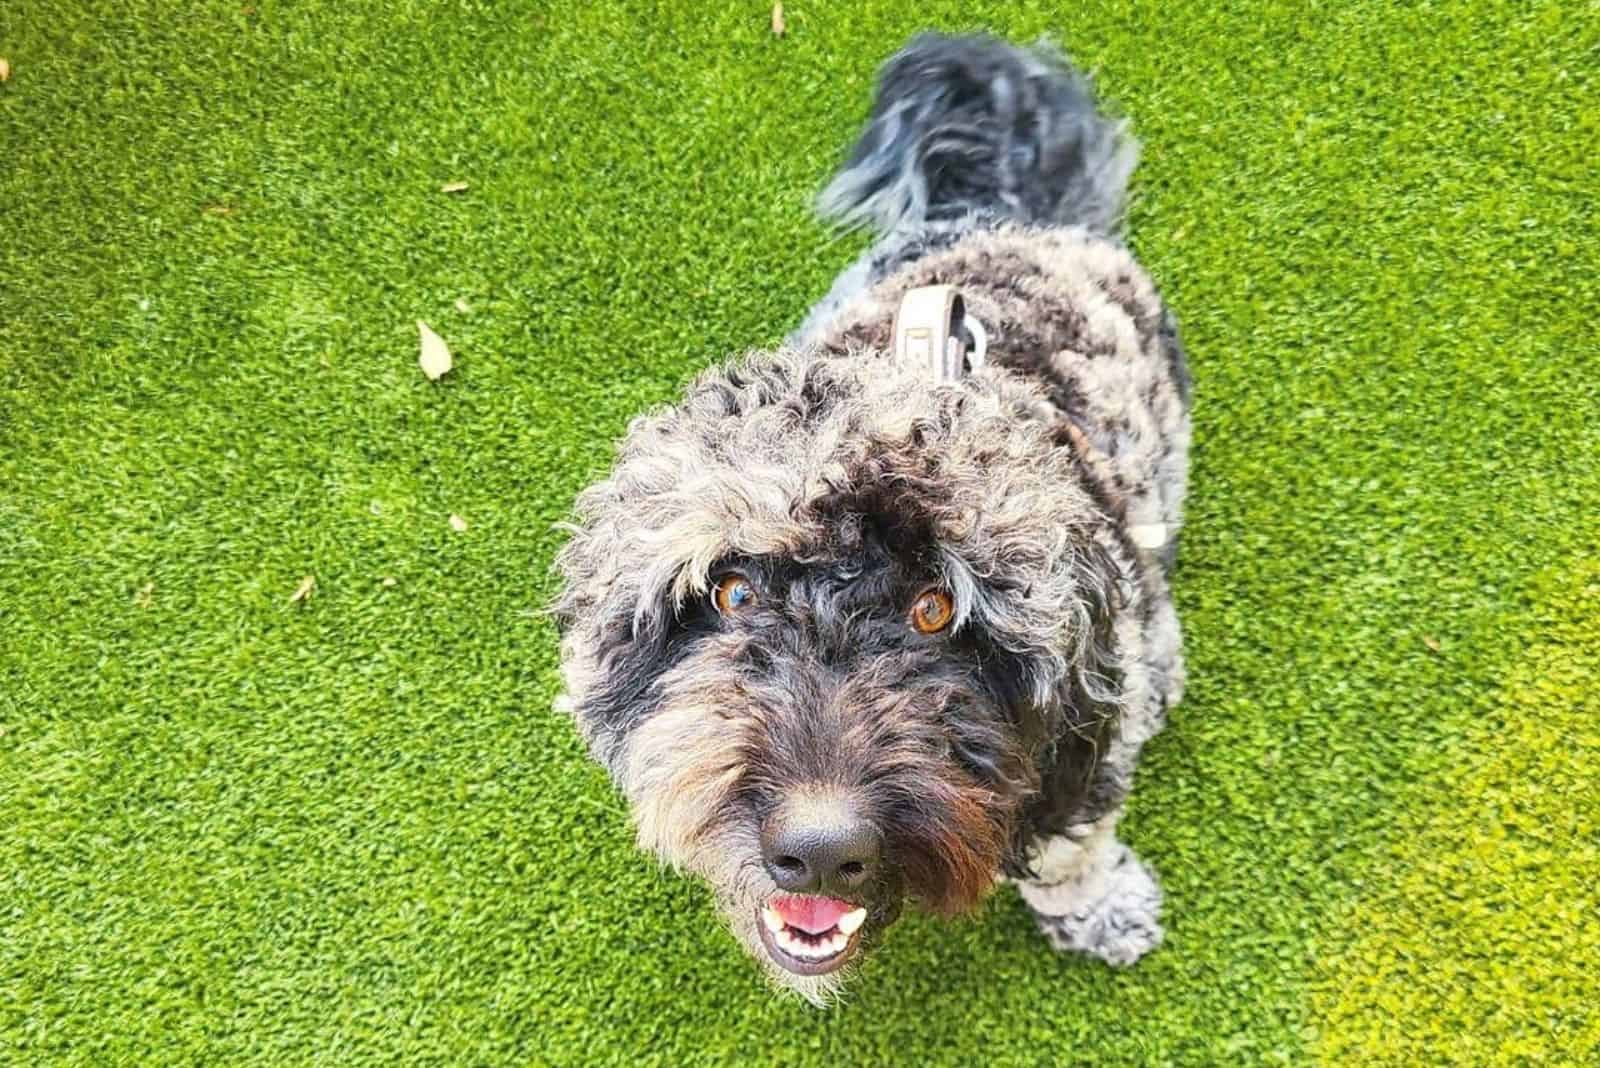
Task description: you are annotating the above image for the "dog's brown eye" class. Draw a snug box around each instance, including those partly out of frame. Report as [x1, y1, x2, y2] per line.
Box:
[713, 574, 758, 614]
[910, 588, 955, 634]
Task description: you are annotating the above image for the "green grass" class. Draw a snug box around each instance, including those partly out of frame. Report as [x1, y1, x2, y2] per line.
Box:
[1, 1, 1595, 1064]
[1313, 562, 1599, 1064]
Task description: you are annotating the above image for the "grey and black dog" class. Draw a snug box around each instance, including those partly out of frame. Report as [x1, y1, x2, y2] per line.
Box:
[555, 33, 1190, 1002]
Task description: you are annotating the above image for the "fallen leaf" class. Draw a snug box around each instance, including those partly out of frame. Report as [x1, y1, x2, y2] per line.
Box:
[449, 514, 469, 533]
[440, 180, 470, 194]
[381, 576, 398, 588]
[0, 59, 11, 83]
[771, 1, 785, 36]
[202, 204, 236, 217]
[134, 581, 154, 606]
[454, 297, 471, 314]
[1422, 635, 1442, 653]
[418, 320, 453, 380]
[289, 575, 316, 603]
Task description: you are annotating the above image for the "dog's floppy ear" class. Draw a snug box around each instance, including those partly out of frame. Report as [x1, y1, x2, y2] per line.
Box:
[551, 501, 702, 771]
[551, 352, 828, 767]
[1006, 535, 1130, 864]
[550, 396, 766, 772]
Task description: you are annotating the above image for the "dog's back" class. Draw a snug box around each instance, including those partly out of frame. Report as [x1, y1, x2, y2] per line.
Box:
[797, 34, 1190, 579]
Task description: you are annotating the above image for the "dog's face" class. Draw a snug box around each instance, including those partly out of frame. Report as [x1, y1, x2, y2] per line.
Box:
[555, 350, 1120, 1000]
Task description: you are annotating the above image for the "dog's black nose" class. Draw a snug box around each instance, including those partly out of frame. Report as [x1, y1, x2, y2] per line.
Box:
[761, 805, 881, 895]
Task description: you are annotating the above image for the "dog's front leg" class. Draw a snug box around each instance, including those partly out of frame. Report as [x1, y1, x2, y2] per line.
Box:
[1014, 810, 1165, 966]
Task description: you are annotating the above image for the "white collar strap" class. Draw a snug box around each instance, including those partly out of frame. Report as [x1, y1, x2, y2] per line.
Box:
[892, 284, 987, 384]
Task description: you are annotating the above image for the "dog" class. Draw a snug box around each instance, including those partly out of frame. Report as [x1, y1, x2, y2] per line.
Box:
[554, 33, 1189, 1002]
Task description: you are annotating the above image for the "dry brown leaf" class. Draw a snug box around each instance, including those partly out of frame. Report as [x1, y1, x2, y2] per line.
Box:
[771, 1, 785, 36]
[454, 297, 471, 314]
[440, 180, 470, 194]
[449, 514, 469, 533]
[289, 575, 316, 603]
[0, 59, 11, 84]
[1422, 635, 1442, 653]
[418, 320, 453, 380]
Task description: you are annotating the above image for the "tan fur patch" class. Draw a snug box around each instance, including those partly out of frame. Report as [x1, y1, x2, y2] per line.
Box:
[620, 699, 748, 870]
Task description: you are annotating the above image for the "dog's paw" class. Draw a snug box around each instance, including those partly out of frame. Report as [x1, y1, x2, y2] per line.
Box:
[1020, 845, 1164, 967]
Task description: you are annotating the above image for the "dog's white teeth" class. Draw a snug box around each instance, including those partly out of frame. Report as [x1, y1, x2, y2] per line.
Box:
[778, 929, 819, 958]
[773, 926, 838, 960]
[799, 938, 832, 959]
[766, 908, 861, 960]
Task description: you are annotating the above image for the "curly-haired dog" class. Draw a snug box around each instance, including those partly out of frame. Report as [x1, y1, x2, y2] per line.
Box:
[555, 33, 1189, 1001]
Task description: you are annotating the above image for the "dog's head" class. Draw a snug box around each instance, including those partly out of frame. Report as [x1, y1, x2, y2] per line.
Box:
[554, 349, 1123, 1000]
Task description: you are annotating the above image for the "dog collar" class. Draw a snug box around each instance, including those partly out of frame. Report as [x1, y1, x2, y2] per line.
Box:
[893, 284, 987, 384]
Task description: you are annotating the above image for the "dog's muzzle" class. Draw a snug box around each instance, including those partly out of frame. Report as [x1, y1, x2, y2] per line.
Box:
[756, 795, 880, 975]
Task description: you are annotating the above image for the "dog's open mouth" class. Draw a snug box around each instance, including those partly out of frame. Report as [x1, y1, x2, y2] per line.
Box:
[756, 894, 868, 975]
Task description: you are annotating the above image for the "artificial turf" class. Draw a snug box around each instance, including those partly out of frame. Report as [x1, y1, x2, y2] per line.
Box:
[1, 1, 1595, 1064]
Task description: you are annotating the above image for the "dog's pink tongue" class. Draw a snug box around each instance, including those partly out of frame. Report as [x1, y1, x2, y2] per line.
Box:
[771, 895, 850, 934]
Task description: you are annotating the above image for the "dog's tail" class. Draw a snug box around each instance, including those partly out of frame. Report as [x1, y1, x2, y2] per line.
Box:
[817, 34, 1137, 238]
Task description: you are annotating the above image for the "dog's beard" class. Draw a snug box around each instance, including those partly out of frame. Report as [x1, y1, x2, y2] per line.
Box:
[616, 704, 876, 1003]
[609, 689, 844, 1000]
[617, 690, 1014, 1002]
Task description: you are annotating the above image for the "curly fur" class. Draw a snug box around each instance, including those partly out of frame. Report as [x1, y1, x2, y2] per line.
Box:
[554, 33, 1190, 1001]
